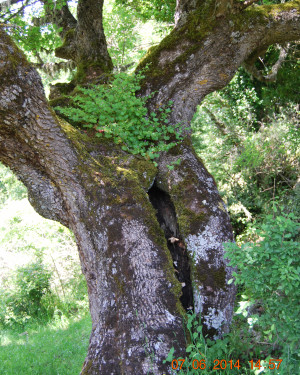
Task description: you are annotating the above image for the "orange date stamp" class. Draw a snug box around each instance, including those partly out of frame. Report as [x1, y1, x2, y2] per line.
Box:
[171, 358, 283, 371]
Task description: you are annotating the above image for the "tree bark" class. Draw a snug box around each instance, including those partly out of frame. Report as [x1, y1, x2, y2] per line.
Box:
[139, 1, 300, 129]
[0, 28, 235, 374]
[54, 0, 113, 80]
[1, 1, 300, 373]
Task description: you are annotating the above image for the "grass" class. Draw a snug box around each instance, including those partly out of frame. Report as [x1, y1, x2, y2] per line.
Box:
[0, 163, 90, 374]
[0, 315, 92, 375]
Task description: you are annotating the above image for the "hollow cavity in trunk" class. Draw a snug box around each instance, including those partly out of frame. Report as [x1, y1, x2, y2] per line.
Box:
[148, 182, 194, 311]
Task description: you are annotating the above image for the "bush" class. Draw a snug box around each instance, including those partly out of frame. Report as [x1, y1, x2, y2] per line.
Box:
[164, 312, 252, 374]
[225, 213, 300, 374]
[55, 72, 183, 165]
[0, 259, 54, 327]
[192, 68, 299, 236]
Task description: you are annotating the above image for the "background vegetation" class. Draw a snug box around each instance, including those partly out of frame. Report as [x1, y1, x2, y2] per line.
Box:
[0, 0, 299, 374]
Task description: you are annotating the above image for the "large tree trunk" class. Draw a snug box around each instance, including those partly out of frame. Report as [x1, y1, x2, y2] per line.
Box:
[0, 29, 235, 374]
[1, 1, 299, 372]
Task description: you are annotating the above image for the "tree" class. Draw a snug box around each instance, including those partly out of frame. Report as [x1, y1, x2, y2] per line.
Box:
[0, 1, 299, 373]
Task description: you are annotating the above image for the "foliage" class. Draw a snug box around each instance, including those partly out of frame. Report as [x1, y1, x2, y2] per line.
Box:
[164, 213, 299, 375]
[192, 68, 300, 236]
[103, 2, 142, 67]
[0, 163, 88, 329]
[1, 0, 62, 59]
[9, 17, 62, 57]
[0, 258, 53, 327]
[164, 313, 253, 375]
[56, 72, 183, 164]
[103, 1, 171, 68]
[225, 214, 300, 374]
[252, 43, 300, 109]
[1, 0, 170, 86]
[115, 0, 176, 23]
[0, 252, 88, 329]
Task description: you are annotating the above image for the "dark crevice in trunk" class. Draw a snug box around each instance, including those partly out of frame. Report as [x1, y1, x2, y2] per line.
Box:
[147, 182, 194, 312]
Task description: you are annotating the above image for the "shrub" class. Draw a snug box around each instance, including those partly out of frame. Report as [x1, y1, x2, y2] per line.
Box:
[164, 313, 252, 374]
[55, 72, 183, 166]
[0, 259, 54, 327]
[225, 213, 300, 374]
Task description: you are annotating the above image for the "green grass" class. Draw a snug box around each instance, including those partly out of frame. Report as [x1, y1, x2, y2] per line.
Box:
[0, 163, 91, 374]
[0, 315, 91, 375]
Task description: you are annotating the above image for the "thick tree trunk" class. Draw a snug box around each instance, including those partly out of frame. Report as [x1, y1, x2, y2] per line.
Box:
[0, 29, 235, 374]
[54, 0, 113, 82]
[1, 1, 299, 372]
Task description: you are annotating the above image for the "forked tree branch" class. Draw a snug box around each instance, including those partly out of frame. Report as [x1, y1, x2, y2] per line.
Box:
[243, 44, 290, 83]
[139, 1, 300, 129]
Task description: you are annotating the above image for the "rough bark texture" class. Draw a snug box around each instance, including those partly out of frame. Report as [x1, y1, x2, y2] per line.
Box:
[0, 29, 185, 373]
[54, 0, 113, 80]
[139, 0, 300, 130]
[1, 1, 300, 374]
[0, 27, 234, 374]
[156, 143, 235, 337]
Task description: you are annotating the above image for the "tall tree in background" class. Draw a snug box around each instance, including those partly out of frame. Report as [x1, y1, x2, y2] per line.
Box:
[0, 1, 299, 373]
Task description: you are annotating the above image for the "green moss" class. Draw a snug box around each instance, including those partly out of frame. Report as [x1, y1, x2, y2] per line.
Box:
[212, 266, 226, 289]
[49, 96, 71, 109]
[230, 2, 300, 32]
[193, 262, 226, 290]
[80, 359, 93, 375]
[169, 168, 206, 237]
[260, 1, 300, 17]
[182, 0, 216, 41]
[230, 7, 267, 32]
[113, 275, 125, 295]
[128, 158, 157, 191]
[75, 61, 112, 84]
[55, 28, 76, 60]
[136, 0, 216, 86]
[179, 207, 206, 237]
[0, 31, 30, 76]
[191, 259, 207, 286]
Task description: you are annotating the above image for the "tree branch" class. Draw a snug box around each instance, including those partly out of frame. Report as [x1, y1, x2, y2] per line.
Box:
[1, 0, 37, 23]
[0, 31, 195, 373]
[32, 59, 76, 76]
[243, 44, 290, 83]
[75, 0, 112, 67]
[53, 0, 113, 79]
[138, 1, 300, 130]
[0, 28, 82, 226]
[254, 2, 300, 46]
[202, 107, 228, 136]
[39, 0, 77, 39]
